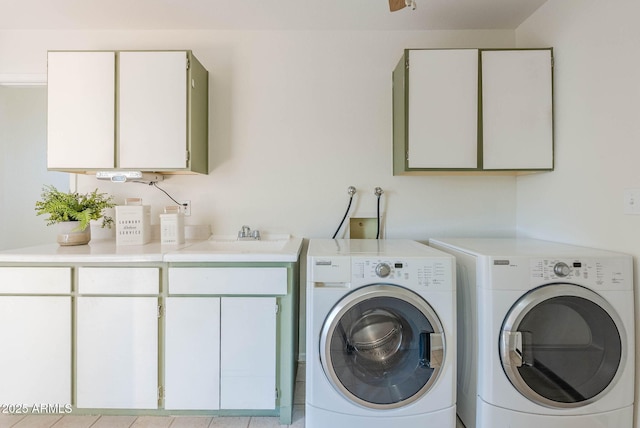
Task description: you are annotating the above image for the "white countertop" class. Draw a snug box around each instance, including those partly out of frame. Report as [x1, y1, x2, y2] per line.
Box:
[0, 236, 303, 264]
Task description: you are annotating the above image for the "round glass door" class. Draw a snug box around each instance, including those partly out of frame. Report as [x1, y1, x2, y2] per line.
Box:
[500, 284, 625, 408]
[320, 284, 446, 409]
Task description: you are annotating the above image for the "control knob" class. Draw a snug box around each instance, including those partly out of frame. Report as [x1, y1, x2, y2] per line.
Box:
[375, 263, 391, 278]
[553, 262, 571, 277]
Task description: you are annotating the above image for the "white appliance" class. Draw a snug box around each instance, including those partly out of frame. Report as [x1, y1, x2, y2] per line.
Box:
[429, 238, 634, 428]
[306, 239, 456, 428]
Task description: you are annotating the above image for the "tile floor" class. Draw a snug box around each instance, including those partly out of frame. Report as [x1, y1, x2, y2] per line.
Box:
[0, 365, 306, 428]
[0, 363, 463, 428]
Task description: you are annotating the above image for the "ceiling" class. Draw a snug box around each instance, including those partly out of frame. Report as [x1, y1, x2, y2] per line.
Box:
[0, 0, 548, 31]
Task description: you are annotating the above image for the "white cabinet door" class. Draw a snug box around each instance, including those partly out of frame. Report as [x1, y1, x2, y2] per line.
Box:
[220, 297, 277, 409]
[47, 51, 116, 169]
[0, 296, 71, 406]
[408, 49, 478, 169]
[76, 297, 158, 409]
[165, 297, 221, 410]
[482, 49, 554, 170]
[119, 51, 187, 169]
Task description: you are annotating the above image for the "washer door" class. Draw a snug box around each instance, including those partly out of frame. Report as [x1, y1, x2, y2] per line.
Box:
[500, 284, 625, 408]
[320, 284, 446, 409]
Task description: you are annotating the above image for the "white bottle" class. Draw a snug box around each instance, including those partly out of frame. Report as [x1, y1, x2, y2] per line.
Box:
[160, 206, 185, 245]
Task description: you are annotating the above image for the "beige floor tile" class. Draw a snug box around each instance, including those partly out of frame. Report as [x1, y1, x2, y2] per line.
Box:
[247, 417, 283, 428]
[293, 382, 305, 406]
[0, 414, 28, 428]
[167, 416, 212, 428]
[12, 415, 64, 428]
[91, 415, 137, 428]
[208, 416, 250, 428]
[288, 406, 305, 428]
[295, 364, 305, 383]
[52, 415, 101, 428]
[130, 416, 173, 428]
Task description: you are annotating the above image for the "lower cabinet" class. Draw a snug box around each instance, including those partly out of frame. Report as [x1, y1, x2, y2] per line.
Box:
[165, 297, 221, 410]
[166, 266, 287, 413]
[220, 297, 277, 409]
[0, 267, 71, 407]
[76, 267, 159, 409]
[165, 296, 277, 410]
[0, 263, 295, 420]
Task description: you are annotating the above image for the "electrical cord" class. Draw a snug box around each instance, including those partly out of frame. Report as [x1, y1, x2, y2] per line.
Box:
[332, 186, 356, 239]
[146, 182, 188, 208]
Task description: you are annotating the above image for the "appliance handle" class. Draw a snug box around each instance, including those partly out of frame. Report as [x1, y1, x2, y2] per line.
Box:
[502, 330, 533, 367]
[419, 332, 444, 369]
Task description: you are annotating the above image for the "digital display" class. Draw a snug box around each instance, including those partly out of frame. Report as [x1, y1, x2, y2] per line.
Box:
[573, 262, 582, 268]
[394, 263, 403, 268]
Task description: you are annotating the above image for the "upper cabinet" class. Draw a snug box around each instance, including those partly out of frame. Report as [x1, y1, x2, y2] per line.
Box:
[393, 48, 553, 175]
[47, 50, 208, 174]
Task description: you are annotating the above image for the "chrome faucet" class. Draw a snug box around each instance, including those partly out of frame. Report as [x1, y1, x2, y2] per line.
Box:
[238, 225, 261, 240]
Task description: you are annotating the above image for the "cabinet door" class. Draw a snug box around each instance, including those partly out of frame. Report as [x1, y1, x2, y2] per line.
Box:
[0, 296, 71, 405]
[76, 296, 158, 409]
[482, 49, 553, 170]
[47, 51, 116, 169]
[165, 297, 221, 410]
[220, 297, 277, 409]
[119, 51, 188, 169]
[407, 49, 478, 169]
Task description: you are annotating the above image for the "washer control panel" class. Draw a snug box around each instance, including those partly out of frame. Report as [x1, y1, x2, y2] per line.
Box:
[351, 257, 452, 290]
[530, 258, 629, 288]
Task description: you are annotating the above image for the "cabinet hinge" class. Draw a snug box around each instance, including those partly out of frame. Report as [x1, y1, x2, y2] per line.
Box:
[275, 388, 280, 400]
[186, 55, 190, 70]
[406, 150, 410, 161]
[158, 385, 164, 401]
[275, 303, 280, 315]
[186, 150, 190, 162]
[157, 304, 164, 318]
[405, 56, 409, 70]
[551, 55, 554, 68]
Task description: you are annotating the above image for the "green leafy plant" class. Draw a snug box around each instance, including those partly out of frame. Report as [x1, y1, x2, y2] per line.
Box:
[35, 185, 115, 231]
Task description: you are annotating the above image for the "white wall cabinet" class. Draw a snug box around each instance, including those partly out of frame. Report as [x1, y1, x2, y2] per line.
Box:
[393, 48, 553, 174]
[0, 268, 71, 407]
[47, 50, 208, 174]
[481, 49, 554, 170]
[76, 267, 159, 409]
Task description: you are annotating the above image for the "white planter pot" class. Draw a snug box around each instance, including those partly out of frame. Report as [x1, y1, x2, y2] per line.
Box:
[57, 221, 91, 246]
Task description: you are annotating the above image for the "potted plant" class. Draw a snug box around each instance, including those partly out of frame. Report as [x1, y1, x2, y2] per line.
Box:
[35, 185, 115, 246]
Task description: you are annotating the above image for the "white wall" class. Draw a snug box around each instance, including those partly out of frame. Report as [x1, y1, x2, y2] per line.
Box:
[516, 0, 640, 425]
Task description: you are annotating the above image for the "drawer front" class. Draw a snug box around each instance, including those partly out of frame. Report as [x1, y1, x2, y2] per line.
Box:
[79, 267, 159, 295]
[169, 268, 287, 295]
[0, 267, 71, 294]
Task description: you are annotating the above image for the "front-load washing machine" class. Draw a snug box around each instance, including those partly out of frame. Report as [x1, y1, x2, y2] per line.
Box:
[429, 238, 634, 428]
[306, 239, 456, 428]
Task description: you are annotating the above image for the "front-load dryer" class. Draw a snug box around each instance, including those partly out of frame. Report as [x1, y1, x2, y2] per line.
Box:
[306, 239, 456, 428]
[429, 238, 634, 428]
